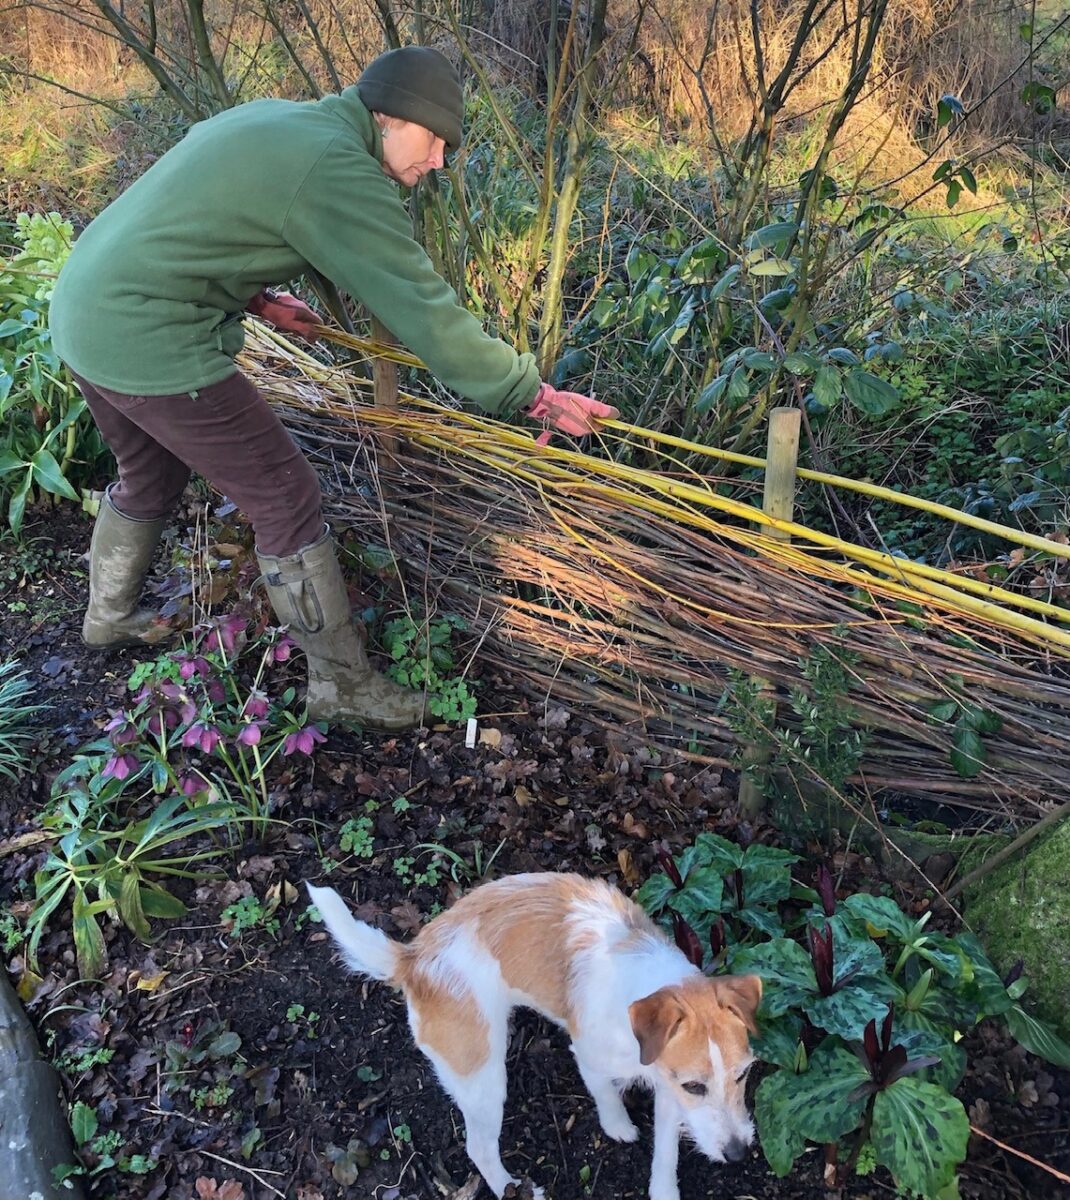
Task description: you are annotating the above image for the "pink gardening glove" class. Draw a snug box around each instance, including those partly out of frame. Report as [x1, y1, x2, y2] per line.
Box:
[527, 383, 619, 445]
[246, 289, 322, 342]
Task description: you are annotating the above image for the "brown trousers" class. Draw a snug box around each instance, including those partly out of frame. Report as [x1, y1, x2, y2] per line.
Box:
[74, 370, 324, 556]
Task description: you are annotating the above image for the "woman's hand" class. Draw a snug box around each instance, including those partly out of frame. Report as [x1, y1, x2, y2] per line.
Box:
[246, 290, 322, 342]
[528, 383, 619, 444]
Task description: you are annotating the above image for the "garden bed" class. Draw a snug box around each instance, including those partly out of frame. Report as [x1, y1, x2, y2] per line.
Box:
[2, 502, 1068, 1200]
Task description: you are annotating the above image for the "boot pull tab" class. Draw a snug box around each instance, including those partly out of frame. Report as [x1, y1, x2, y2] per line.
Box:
[262, 567, 325, 635]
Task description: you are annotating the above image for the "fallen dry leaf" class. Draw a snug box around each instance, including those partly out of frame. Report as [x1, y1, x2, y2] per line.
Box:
[195, 1178, 246, 1200]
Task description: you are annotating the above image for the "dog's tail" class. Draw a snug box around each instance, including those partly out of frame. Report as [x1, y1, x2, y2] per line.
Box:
[306, 883, 400, 983]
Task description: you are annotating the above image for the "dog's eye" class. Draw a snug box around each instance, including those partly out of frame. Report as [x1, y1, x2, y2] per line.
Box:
[681, 1081, 708, 1097]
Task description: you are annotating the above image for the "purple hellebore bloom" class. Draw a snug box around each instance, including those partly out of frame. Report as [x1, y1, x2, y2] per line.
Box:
[282, 724, 327, 757]
[104, 711, 139, 750]
[102, 752, 140, 782]
[237, 722, 264, 747]
[159, 682, 198, 724]
[272, 636, 296, 663]
[205, 679, 226, 705]
[147, 708, 181, 736]
[182, 722, 222, 754]
[203, 613, 246, 655]
[242, 691, 270, 721]
[178, 769, 211, 797]
[175, 652, 211, 680]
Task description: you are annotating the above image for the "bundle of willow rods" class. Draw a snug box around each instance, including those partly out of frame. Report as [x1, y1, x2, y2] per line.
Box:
[243, 329, 1070, 816]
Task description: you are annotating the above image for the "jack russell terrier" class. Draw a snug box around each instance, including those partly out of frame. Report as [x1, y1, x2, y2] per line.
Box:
[308, 872, 762, 1200]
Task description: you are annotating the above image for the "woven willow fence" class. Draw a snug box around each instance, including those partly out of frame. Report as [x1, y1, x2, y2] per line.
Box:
[242, 327, 1070, 817]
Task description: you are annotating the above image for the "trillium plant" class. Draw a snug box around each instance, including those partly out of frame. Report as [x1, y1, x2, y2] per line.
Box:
[639, 835, 1070, 1198]
[29, 612, 324, 975]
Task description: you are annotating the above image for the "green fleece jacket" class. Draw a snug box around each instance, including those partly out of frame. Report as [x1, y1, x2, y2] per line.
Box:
[49, 89, 540, 414]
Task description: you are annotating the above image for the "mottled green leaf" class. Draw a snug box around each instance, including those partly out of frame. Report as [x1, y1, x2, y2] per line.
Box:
[871, 1076, 968, 1196]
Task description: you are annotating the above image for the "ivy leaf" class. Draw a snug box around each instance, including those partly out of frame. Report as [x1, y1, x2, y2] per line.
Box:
[871, 1076, 969, 1196]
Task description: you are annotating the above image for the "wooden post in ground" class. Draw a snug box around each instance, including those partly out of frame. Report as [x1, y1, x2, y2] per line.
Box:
[737, 406, 801, 819]
[371, 316, 400, 463]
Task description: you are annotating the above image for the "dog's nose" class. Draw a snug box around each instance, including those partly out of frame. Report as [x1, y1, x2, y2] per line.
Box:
[724, 1136, 751, 1163]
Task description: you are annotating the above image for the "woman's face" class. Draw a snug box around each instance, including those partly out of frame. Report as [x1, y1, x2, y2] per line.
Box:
[379, 119, 446, 186]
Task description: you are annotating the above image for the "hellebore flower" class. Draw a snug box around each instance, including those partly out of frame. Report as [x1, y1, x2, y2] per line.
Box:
[671, 911, 704, 969]
[158, 682, 198, 725]
[104, 712, 139, 750]
[202, 613, 246, 656]
[102, 752, 140, 781]
[204, 678, 225, 705]
[147, 707, 181, 736]
[178, 769, 211, 797]
[237, 722, 264, 747]
[173, 651, 211, 681]
[282, 724, 327, 757]
[182, 722, 222, 754]
[272, 636, 296, 663]
[816, 863, 837, 918]
[242, 690, 270, 721]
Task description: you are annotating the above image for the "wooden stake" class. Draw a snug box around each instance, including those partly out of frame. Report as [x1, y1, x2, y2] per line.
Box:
[738, 407, 801, 819]
[371, 316, 400, 463]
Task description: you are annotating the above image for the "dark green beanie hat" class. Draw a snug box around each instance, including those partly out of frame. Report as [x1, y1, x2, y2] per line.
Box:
[357, 46, 464, 152]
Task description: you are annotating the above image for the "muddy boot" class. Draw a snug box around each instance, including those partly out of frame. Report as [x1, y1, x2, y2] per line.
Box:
[82, 486, 171, 648]
[258, 528, 425, 731]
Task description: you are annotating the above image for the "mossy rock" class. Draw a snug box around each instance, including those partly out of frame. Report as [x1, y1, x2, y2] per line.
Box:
[965, 817, 1070, 1041]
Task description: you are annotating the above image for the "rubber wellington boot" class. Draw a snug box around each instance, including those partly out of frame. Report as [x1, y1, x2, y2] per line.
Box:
[82, 486, 171, 648]
[257, 528, 425, 731]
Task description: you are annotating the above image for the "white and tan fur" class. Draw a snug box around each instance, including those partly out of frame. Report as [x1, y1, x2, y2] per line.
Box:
[309, 873, 761, 1200]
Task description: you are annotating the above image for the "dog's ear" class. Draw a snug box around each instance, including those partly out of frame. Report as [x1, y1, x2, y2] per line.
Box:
[714, 974, 763, 1034]
[629, 988, 686, 1065]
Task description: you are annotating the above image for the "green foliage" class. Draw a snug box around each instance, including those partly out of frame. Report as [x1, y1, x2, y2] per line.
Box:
[720, 637, 867, 800]
[0, 213, 110, 534]
[383, 611, 477, 722]
[220, 894, 280, 940]
[56, 1100, 159, 1182]
[338, 806, 377, 858]
[0, 658, 45, 779]
[638, 843, 1070, 1196]
[27, 789, 234, 977]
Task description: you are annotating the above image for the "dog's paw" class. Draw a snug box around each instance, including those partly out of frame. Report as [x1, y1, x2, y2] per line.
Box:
[600, 1111, 640, 1142]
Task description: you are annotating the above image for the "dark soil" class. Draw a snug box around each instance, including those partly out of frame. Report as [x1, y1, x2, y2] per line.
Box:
[2, 501, 1069, 1200]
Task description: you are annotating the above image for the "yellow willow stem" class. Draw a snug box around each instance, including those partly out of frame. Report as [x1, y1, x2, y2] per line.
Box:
[602, 420, 1070, 564]
[400, 422, 1070, 628]
[307, 344, 1070, 565]
[260, 384, 1070, 648]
